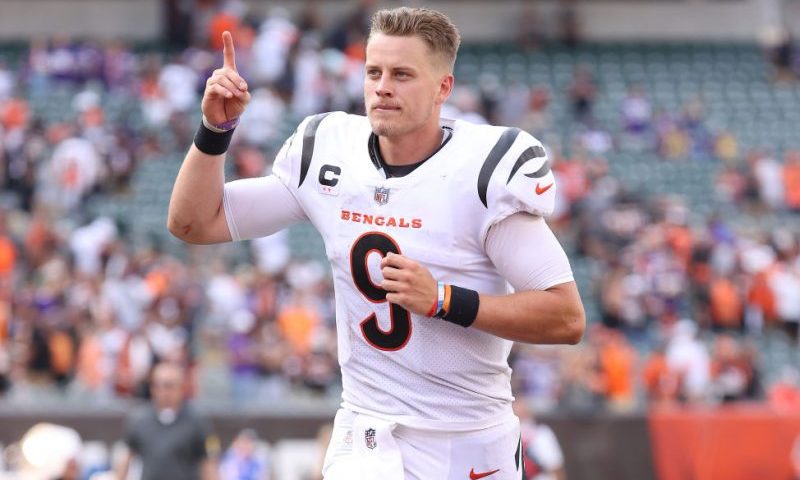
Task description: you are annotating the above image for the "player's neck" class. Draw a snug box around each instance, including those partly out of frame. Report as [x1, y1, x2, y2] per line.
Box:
[378, 125, 444, 167]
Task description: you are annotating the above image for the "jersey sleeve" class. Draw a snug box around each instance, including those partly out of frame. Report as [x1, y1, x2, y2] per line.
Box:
[479, 129, 556, 242]
[485, 212, 574, 292]
[221, 115, 320, 241]
[222, 175, 306, 241]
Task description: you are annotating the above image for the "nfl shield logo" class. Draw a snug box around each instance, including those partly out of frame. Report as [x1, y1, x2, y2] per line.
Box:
[365, 428, 377, 449]
[374, 186, 390, 205]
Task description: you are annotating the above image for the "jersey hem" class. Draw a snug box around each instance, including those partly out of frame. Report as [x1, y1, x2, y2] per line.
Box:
[340, 401, 514, 432]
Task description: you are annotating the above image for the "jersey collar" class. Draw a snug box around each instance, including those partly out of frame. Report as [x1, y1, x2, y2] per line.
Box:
[368, 126, 454, 179]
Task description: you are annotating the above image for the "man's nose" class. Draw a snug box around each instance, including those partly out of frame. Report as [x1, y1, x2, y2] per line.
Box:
[375, 76, 393, 97]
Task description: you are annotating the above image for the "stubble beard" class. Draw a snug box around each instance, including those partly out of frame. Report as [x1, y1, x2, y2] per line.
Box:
[369, 116, 402, 139]
[371, 122, 393, 138]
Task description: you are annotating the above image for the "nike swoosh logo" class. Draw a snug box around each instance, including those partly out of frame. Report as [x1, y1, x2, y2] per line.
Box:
[535, 182, 553, 195]
[469, 468, 501, 479]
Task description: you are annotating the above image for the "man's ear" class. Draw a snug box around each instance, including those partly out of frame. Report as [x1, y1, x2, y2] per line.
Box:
[436, 73, 455, 106]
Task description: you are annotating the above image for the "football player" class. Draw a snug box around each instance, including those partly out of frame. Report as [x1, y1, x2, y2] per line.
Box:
[168, 7, 585, 480]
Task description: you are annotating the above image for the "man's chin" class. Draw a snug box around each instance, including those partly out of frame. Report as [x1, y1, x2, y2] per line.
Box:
[369, 119, 394, 138]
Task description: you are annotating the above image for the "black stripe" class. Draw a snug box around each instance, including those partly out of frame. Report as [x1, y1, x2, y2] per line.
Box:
[507, 145, 547, 183]
[477, 128, 521, 208]
[298, 112, 332, 187]
[515, 435, 522, 471]
[523, 160, 551, 179]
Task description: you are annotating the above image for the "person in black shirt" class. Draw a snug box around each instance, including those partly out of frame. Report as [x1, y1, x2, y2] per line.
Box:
[116, 362, 218, 480]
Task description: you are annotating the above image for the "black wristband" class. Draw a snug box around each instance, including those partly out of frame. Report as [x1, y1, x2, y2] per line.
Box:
[440, 285, 480, 328]
[194, 122, 235, 155]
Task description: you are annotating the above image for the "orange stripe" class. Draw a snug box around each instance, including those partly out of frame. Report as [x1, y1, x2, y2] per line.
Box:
[442, 284, 452, 315]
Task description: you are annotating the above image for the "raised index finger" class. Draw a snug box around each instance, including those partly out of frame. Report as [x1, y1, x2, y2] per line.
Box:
[222, 30, 237, 71]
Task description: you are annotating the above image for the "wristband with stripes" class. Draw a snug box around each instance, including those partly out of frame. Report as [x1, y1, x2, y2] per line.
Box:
[432, 283, 479, 328]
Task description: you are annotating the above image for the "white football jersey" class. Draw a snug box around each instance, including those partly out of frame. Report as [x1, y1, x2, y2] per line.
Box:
[230, 112, 557, 430]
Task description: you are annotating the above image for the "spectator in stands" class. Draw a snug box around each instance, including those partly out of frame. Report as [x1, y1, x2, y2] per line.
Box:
[207, 0, 246, 52]
[709, 335, 752, 403]
[749, 150, 785, 211]
[763, 27, 796, 83]
[557, 0, 582, 48]
[219, 428, 271, 480]
[559, 335, 604, 411]
[0, 61, 13, 101]
[621, 85, 652, 149]
[43, 124, 103, 213]
[680, 98, 712, 158]
[326, 0, 374, 53]
[448, 84, 489, 124]
[159, 53, 201, 115]
[0, 94, 31, 158]
[713, 130, 738, 164]
[568, 65, 596, 123]
[251, 8, 298, 87]
[227, 309, 261, 404]
[642, 342, 680, 405]
[665, 319, 711, 403]
[654, 110, 690, 160]
[102, 40, 138, 93]
[0, 210, 16, 285]
[236, 87, 285, 147]
[578, 121, 613, 156]
[549, 148, 591, 223]
[708, 274, 744, 332]
[511, 345, 562, 412]
[516, 5, 545, 52]
[597, 328, 637, 410]
[516, 86, 551, 141]
[117, 361, 219, 480]
[783, 151, 800, 212]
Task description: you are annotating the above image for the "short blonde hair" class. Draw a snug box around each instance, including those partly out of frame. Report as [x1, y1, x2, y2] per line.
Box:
[369, 7, 461, 72]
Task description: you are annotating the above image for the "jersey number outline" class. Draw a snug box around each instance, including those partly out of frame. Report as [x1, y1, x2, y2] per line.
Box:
[349, 231, 412, 351]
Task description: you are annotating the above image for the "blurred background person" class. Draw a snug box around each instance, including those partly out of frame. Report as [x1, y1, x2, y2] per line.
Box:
[116, 362, 219, 480]
[515, 399, 567, 480]
[218, 428, 270, 480]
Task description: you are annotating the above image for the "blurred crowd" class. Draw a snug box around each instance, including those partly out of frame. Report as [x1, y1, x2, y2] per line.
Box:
[0, 0, 799, 417]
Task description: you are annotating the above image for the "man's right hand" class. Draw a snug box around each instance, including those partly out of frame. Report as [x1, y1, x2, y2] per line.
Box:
[202, 31, 251, 126]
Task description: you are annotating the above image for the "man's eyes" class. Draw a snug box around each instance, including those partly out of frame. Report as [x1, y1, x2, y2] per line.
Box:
[366, 70, 412, 79]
